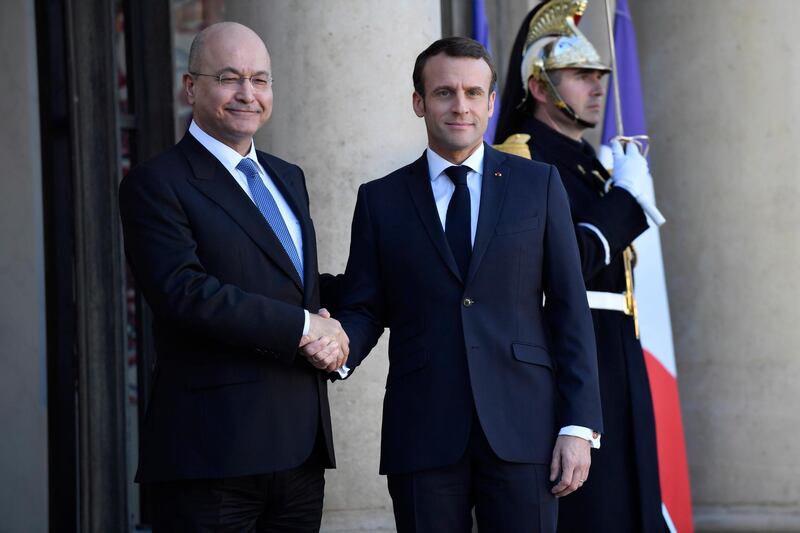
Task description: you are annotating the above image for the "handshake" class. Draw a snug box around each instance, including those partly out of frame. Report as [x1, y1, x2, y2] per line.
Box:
[298, 309, 349, 373]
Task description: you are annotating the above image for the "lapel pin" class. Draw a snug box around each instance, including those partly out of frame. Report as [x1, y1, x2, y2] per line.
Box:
[494, 171, 502, 177]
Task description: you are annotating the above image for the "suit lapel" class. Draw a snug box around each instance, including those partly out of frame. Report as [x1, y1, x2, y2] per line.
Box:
[467, 144, 509, 284]
[258, 153, 317, 302]
[178, 134, 304, 292]
[405, 153, 463, 282]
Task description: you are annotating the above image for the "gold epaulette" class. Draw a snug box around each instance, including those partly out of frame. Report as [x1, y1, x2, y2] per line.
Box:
[492, 134, 532, 160]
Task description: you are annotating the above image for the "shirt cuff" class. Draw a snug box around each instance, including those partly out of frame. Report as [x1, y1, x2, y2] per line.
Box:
[577, 222, 611, 266]
[302, 310, 310, 336]
[336, 365, 351, 378]
[559, 425, 601, 449]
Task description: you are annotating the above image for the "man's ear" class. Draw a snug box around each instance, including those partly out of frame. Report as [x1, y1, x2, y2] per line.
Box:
[183, 73, 196, 104]
[412, 91, 426, 118]
[487, 90, 496, 116]
[528, 77, 548, 105]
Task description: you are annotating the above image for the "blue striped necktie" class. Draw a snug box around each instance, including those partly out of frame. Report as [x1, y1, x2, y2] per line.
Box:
[237, 157, 304, 282]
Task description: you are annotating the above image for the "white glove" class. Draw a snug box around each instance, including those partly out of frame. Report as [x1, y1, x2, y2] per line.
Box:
[610, 139, 666, 226]
[610, 139, 650, 201]
[597, 143, 614, 171]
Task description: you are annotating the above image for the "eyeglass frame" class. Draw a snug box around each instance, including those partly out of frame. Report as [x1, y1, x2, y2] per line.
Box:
[189, 71, 274, 91]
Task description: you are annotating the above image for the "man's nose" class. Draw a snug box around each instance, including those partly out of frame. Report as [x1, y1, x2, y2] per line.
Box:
[592, 77, 605, 96]
[452, 92, 469, 113]
[236, 79, 256, 101]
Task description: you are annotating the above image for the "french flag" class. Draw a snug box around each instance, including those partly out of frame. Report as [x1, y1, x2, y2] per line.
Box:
[600, 1, 694, 531]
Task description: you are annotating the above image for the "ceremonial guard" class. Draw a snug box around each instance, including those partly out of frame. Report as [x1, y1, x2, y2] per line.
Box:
[495, 1, 667, 531]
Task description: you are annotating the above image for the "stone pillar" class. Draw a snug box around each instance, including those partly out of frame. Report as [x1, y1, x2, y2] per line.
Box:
[224, 1, 441, 527]
[630, 1, 800, 530]
[0, 1, 48, 532]
[486, 0, 540, 94]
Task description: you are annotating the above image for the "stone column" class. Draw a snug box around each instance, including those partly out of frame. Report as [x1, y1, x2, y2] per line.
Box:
[631, 1, 800, 530]
[0, 1, 48, 532]
[224, 1, 441, 527]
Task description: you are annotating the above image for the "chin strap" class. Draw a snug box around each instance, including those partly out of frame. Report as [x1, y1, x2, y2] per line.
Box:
[540, 68, 597, 129]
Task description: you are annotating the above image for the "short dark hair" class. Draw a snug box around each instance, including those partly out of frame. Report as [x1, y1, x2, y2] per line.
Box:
[412, 37, 497, 96]
[546, 69, 565, 86]
[519, 69, 565, 115]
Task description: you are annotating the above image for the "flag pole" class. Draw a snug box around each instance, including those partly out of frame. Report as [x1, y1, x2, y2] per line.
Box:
[604, 0, 625, 137]
[603, 0, 666, 226]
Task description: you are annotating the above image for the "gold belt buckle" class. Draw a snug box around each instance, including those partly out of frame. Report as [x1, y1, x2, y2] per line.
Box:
[623, 290, 634, 316]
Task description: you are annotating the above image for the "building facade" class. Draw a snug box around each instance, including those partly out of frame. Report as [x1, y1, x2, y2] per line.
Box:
[1, 1, 798, 531]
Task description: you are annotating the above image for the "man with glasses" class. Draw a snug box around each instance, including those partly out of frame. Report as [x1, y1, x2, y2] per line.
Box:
[119, 21, 346, 532]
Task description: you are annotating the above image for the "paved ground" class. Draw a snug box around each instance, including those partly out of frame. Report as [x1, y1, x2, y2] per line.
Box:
[320, 509, 396, 532]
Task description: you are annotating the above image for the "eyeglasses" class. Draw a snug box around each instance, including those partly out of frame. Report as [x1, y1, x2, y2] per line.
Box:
[190, 72, 273, 92]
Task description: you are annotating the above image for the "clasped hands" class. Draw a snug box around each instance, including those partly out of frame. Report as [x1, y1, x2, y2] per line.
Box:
[298, 308, 349, 372]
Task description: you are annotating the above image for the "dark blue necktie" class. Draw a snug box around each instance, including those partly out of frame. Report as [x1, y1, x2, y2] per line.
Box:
[444, 165, 472, 279]
[237, 158, 304, 282]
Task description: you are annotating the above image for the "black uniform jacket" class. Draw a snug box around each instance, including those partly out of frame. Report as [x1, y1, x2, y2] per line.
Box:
[524, 118, 665, 533]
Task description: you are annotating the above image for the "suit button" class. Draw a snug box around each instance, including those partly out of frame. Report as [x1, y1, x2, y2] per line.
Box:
[463, 298, 474, 307]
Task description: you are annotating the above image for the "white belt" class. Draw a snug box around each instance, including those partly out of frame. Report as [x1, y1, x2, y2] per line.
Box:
[542, 291, 629, 314]
[586, 291, 628, 313]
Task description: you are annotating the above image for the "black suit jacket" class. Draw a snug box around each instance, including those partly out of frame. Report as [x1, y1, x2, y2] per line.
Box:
[119, 133, 335, 483]
[337, 144, 602, 475]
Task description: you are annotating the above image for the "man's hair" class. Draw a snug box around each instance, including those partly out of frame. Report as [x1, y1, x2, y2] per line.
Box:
[545, 69, 564, 87]
[412, 37, 497, 96]
[188, 31, 206, 73]
[522, 69, 565, 113]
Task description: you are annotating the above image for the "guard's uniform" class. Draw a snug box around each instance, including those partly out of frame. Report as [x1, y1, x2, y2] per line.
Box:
[522, 116, 664, 532]
[495, 1, 669, 529]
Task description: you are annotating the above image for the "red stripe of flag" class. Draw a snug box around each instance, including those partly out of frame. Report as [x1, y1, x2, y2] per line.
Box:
[644, 349, 694, 533]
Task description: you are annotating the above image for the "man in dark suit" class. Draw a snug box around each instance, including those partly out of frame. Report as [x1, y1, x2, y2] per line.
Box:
[119, 22, 347, 532]
[332, 37, 603, 532]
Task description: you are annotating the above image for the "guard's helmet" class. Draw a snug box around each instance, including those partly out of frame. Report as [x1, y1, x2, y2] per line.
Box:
[521, 0, 610, 126]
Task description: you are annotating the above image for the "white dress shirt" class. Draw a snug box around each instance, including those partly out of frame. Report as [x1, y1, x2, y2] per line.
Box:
[426, 145, 600, 448]
[426, 144, 484, 245]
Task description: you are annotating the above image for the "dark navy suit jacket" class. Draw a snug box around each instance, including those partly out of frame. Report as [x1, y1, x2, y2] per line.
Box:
[119, 133, 335, 483]
[337, 144, 602, 475]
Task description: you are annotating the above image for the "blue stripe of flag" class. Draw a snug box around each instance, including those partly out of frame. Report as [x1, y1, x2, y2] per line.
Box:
[472, 0, 500, 143]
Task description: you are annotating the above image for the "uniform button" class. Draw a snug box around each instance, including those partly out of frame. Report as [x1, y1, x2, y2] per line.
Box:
[463, 298, 474, 307]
